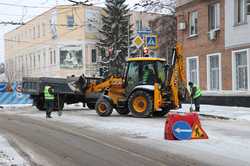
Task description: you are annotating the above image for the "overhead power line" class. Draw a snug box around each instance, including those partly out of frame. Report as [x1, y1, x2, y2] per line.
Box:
[0, 2, 52, 8]
[0, 21, 24, 25]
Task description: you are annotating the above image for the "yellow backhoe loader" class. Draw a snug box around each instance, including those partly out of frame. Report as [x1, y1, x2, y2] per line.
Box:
[69, 43, 187, 118]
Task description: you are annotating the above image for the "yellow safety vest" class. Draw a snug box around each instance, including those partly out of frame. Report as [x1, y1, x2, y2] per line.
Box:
[44, 86, 55, 100]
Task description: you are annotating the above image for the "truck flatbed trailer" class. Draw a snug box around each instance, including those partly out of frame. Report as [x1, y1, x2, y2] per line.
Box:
[22, 76, 102, 111]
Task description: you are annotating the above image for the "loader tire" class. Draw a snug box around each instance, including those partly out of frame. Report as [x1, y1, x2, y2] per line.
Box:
[95, 98, 113, 117]
[128, 90, 152, 118]
[116, 108, 130, 115]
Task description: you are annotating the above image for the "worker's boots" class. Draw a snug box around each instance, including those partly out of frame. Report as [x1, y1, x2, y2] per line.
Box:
[195, 107, 200, 112]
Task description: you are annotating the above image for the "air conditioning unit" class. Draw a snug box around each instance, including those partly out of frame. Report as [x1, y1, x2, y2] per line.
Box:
[178, 22, 186, 31]
[208, 30, 217, 40]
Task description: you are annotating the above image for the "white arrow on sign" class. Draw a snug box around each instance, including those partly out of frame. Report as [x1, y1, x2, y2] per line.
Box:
[175, 128, 192, 133]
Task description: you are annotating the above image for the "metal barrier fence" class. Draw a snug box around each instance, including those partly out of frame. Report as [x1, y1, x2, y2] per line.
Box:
[0, 82, 32, 105]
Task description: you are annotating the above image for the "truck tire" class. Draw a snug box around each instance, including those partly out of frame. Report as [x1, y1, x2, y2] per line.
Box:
[36, 100, 46, 111]
[128, 90, 152, 118]
[58, 100, 64, 110]
[87, 103, 95, 110]
[116, 108, 130, 115]
[95, 98, 113, 117]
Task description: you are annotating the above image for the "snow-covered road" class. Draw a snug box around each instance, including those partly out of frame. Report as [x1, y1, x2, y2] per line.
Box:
[2, 104, 250, 166]
[0, 135, 28, 166]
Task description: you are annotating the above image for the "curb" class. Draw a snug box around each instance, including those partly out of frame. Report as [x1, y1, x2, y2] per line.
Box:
[199, 113, 236, 120]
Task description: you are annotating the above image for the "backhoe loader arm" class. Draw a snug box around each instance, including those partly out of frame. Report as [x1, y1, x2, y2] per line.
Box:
[168, 43, 189, 108]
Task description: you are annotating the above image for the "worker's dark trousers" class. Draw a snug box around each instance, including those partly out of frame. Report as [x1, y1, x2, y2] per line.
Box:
[194, 97, 200, 112]
[45, 100, 54, 117]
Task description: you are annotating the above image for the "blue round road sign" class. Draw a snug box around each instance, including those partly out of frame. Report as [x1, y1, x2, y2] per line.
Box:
[172, 121, 192, 140]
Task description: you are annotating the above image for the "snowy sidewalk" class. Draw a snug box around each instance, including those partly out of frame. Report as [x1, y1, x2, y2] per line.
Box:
[0, 135, 28, 166]
[177, 104, 250, 121]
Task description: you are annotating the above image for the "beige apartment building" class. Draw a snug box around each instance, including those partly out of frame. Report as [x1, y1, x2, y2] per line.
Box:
[4, 5, 160, 81]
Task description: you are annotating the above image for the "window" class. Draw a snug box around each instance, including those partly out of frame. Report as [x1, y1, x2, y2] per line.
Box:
[50, 49, 53, 65]
[33, 26, 36, 39]
[43, 49, 46, 67]
[29, 54, 32, 70]
[187, 57, 199, 85]
[207, 54, 221, 91]
[91, 49, 97, 63]
[209, 3, 220, 30]
[42, 23, 46, 36]
[233, 50, 249, 90]
[67, 16, 74, 28]
[29, 29, 32, 39]
[126, 62, 140, 93]
[189, 11, 198, 36]
[37, 51, 41, 68]
[37, 24, 40, 38]
[235, 0, 246, 24]
[53, 50, 56, 64]
[136, 19, 142, 32]
[248, 0, 250, 15]
[33, 54, 36, 69]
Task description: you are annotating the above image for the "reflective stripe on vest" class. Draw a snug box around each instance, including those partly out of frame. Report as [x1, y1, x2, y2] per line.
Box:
[193, 85, 202, 99]
[44, 86, 54, 100]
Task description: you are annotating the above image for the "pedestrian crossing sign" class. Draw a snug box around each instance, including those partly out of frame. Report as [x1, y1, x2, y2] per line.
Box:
[146, 35, 158, 49]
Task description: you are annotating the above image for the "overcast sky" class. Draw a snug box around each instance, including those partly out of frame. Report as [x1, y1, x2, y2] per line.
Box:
[0, 0, 140, 63]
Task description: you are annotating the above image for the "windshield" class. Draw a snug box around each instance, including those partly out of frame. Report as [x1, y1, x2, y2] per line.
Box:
[157, 61, 166, 85]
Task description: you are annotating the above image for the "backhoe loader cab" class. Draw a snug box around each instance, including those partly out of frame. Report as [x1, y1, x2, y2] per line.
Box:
[125, 58, 166, 94]
[95, 57, 174, 118]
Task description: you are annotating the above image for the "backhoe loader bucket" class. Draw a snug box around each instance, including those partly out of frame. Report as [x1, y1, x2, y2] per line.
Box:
[67, 74, 87, 93]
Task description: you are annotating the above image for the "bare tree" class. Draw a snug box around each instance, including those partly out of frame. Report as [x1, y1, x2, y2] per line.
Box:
[135, 0, 177, 63]
[134, 0, 176, 14]
[150, 15, 176, 63]
[5, 59, 16, 91]
[67, 0, 93, 6]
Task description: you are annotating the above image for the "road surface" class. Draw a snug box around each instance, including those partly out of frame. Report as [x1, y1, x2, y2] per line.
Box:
[0, 113, 206, 166]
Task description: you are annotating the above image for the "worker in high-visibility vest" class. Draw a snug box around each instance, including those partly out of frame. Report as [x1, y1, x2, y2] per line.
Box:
[143, 65, 154, 85]
[188, 82, 202, 112]
[44, 85, 55, 118]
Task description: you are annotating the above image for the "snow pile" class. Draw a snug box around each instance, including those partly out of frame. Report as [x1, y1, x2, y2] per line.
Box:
[178, 104, 250, 121]
[0, 136, 28, 166]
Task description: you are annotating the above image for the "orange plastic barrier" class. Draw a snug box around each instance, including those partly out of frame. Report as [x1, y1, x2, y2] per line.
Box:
[165, 112, 208, 140]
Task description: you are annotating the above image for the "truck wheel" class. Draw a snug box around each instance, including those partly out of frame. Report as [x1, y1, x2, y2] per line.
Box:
[36, 100, 46, 111]
[87, 103, 95, 110]
[128, 90, 152, 118]
[95, 98, 113, 117]
[116, 108, 130, 115]
[58, 101, 64, 110]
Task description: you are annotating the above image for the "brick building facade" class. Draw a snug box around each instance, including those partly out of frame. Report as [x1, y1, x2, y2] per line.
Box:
[177, 0, 250, 106]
